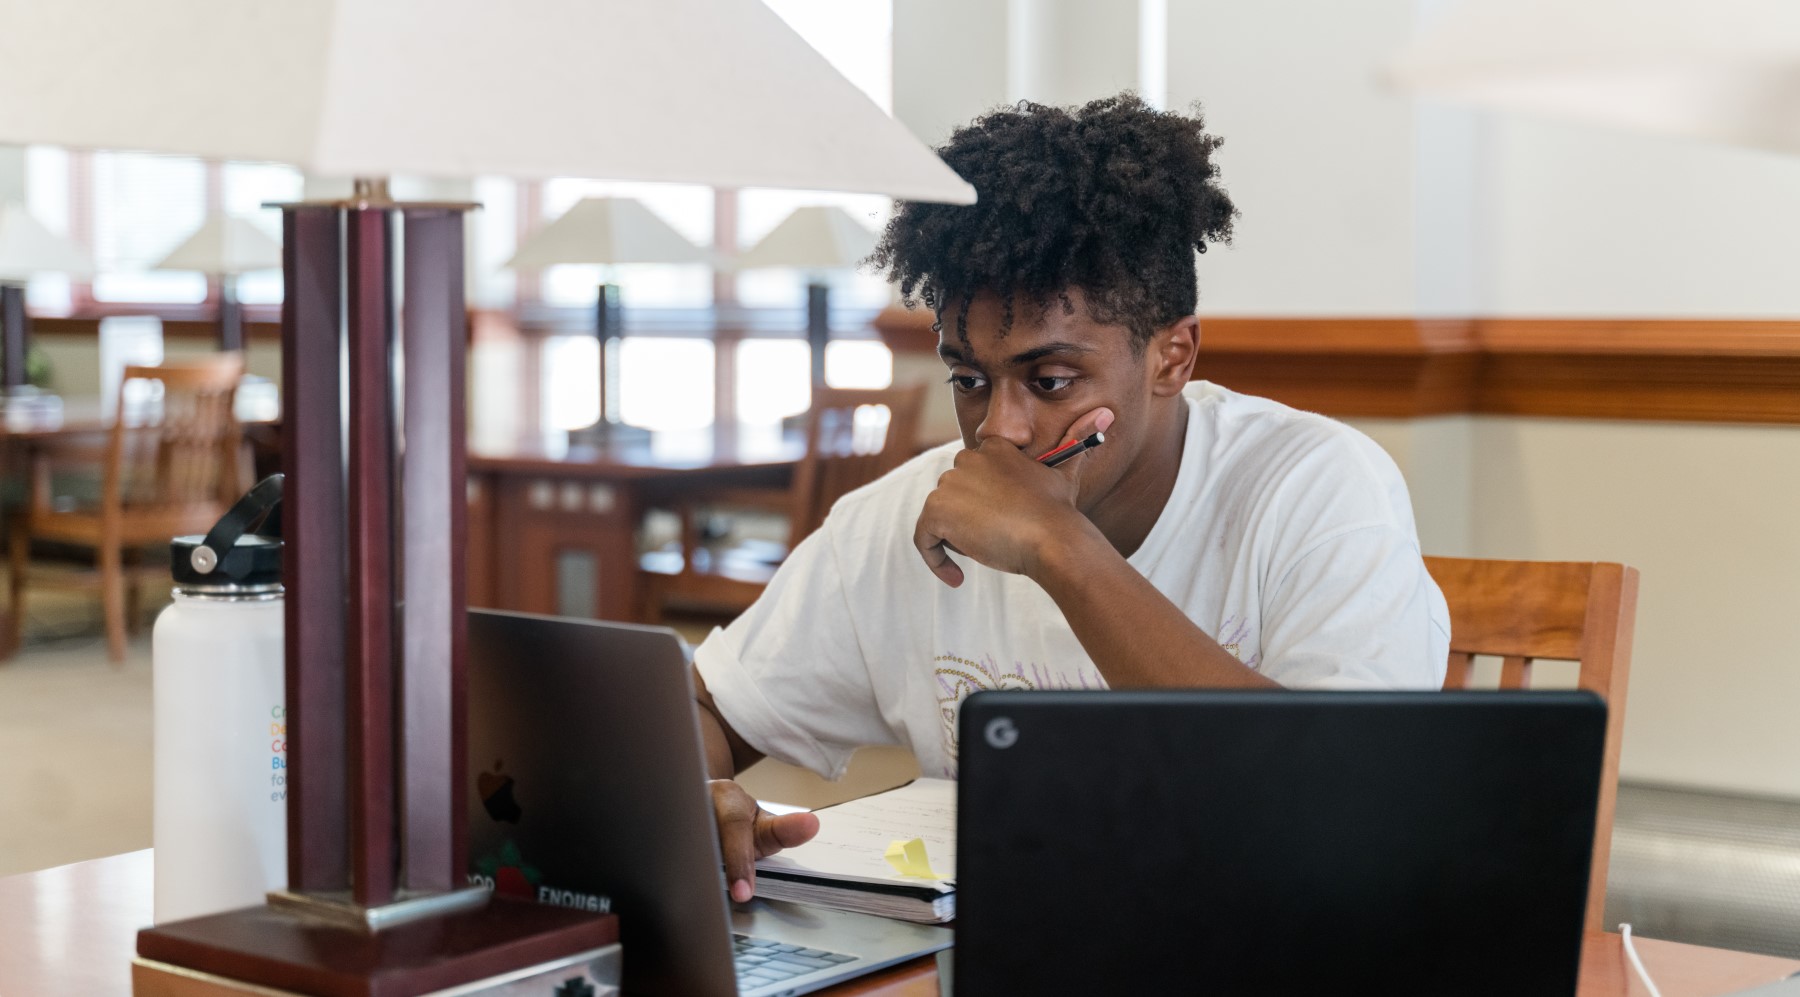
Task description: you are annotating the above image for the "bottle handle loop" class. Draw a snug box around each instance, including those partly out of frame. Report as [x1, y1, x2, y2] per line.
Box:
[191, 474, 284, 579]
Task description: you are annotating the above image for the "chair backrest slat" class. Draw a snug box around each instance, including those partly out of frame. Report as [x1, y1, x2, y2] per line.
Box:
[1425, 556, 1638, 934]
[789, 384, 927, 543]
[1445, 651, 1475, 689]
[109, 356, 245, 515]
[1498, 654, 1533, 690]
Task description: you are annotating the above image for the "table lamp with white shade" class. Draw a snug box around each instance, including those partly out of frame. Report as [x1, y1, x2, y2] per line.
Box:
[505, 195, 711, 446]
[0, 202, 95, 391]
[0, 0, 971, 992]
[733, 204, 881, 389]
[151, 213, 284, 351]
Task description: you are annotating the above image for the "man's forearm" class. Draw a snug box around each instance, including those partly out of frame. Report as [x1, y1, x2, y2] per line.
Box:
[1031, 526, 1279, 689]
[697, 703, 741, 780]
[693, 668, 765, 778]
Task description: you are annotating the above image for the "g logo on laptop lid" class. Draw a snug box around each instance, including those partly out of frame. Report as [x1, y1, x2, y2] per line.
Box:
[984, 716, 1018, 750]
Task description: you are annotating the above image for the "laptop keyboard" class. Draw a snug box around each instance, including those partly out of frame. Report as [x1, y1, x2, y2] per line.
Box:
[733, 934, 859, 991]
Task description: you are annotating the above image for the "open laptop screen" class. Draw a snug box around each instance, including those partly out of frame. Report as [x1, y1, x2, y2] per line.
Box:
[954, 690, 1604, 996]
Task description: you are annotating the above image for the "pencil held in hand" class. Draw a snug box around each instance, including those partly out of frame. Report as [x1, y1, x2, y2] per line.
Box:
[1037, 432, 1105, 467]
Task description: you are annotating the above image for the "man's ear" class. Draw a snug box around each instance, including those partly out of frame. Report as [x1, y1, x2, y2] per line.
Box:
[1147, 315, 1200, 398]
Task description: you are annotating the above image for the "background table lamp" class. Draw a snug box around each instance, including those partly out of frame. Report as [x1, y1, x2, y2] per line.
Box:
[0, 0, 972, 992]
[0, 202, 96, 391]
[733, 205, 880, 390]
[505, 196, 711, 446]
[1386, 0, 1800, 154]
[151, 214, 284, 352]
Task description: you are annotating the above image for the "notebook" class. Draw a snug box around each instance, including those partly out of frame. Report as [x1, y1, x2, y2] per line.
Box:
[954, 689, 1607, 996]
[754, 778, 957, 924]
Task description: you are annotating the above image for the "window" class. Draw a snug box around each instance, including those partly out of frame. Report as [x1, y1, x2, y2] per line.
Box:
[824, 340, 894, 389]
[541, 335, 601, 431]
[619, 338, 714, 430]
[23, 149, 304, 314]
[469, 176, 519, 309]
[737, 339, 813, 429]
[89, 151, 209, 304]
[24, 146, 73, 313]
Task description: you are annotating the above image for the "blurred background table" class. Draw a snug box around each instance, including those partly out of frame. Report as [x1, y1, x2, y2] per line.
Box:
[467, 432, 803, 622]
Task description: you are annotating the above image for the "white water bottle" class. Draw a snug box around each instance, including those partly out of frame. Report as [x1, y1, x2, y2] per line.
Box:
[152, 474, 287, 924]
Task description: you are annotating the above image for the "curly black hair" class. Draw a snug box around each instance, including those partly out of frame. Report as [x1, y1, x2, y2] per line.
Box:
[868, 92, 1236, 351]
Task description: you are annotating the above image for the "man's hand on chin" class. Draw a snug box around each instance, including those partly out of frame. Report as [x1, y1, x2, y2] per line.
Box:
[913, 407, 1114, 587]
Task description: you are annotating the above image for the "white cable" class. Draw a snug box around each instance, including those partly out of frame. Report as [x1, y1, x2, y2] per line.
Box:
[1620, 923, 1664, 997]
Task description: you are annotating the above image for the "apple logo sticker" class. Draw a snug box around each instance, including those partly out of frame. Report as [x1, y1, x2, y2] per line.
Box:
[479, 760, 523, 824]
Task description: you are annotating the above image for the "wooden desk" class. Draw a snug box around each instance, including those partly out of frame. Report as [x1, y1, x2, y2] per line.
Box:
[2, 851, 1795, 996]
[467, 433, 801, 622]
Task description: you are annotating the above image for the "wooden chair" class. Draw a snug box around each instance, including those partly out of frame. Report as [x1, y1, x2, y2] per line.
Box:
[641, 384, 928, 622]
[1424, 556, 1639, 934]
[7, 356, 246, 663]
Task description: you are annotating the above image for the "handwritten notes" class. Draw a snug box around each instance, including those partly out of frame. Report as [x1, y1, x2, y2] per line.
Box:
[755, 778, 957, 892]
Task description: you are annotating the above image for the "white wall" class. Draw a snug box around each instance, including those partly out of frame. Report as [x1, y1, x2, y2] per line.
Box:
[1345, 415, 1475, 557]
[1351, 415, 1800, 798]
[1483, 116, 1800, 316]
[1473, 419, 1800, 796]
[1166, 0, 1428, 315]
[892, 0, 1010, 147]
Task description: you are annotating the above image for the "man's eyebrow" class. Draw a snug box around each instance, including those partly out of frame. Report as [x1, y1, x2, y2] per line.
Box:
[937, 341, 1094, 367]
[1004, 342, 1094, 366]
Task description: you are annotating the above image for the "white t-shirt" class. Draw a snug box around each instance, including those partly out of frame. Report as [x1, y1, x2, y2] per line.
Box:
[695, 382, 1450, 781]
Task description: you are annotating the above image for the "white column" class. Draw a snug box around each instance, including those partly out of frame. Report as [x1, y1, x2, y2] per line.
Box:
[1006, 0, 1145, 107]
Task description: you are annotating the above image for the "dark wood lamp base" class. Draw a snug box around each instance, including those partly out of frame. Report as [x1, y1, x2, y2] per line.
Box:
[134, 899, 618, 997]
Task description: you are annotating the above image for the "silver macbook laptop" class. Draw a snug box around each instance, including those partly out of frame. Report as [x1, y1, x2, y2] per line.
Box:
[467, 609, 951, 996]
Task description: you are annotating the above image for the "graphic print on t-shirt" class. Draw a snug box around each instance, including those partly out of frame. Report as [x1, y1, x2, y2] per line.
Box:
[933, 652, 1106, 777]
[1216, 614, 1263, 672]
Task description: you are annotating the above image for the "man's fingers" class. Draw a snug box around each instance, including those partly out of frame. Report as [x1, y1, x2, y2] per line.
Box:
[919, 539, 966, 588]
[711, 780, 763, 903]
[712, 781, 825, 905]
[913, 511, 967, 588]
[756, 810, 820, 855]
[1058, 406, 1116, 450]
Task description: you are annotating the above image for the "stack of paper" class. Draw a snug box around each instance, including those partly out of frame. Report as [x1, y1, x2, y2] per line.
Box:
[753, 778, 957, 924]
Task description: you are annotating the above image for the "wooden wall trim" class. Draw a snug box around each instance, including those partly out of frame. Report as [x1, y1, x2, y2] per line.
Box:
[34, 315, 283, 341]
[35, 305, 1800, 424]
[875, 308, 1800, 425]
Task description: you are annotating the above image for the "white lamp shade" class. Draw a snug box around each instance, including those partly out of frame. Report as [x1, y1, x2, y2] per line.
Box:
[152, 215, 284, 274]
[732, 205, 880, 271]
[1387, 0, 1800, 154]
[0, 203, 96, 282]
[505, 198, 709, 270]
[0, 0, 974, 204]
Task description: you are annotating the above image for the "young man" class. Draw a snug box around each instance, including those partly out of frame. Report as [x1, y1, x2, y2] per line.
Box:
[693, 94, 1450, 902]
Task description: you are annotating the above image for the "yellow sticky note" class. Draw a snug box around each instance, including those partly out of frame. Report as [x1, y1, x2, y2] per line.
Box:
[883, 837, 940, 879]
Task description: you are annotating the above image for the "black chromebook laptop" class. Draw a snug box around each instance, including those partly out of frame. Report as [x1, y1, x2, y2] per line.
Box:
[954, 690, 1607, 996]
[467, 610, 951, 996]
